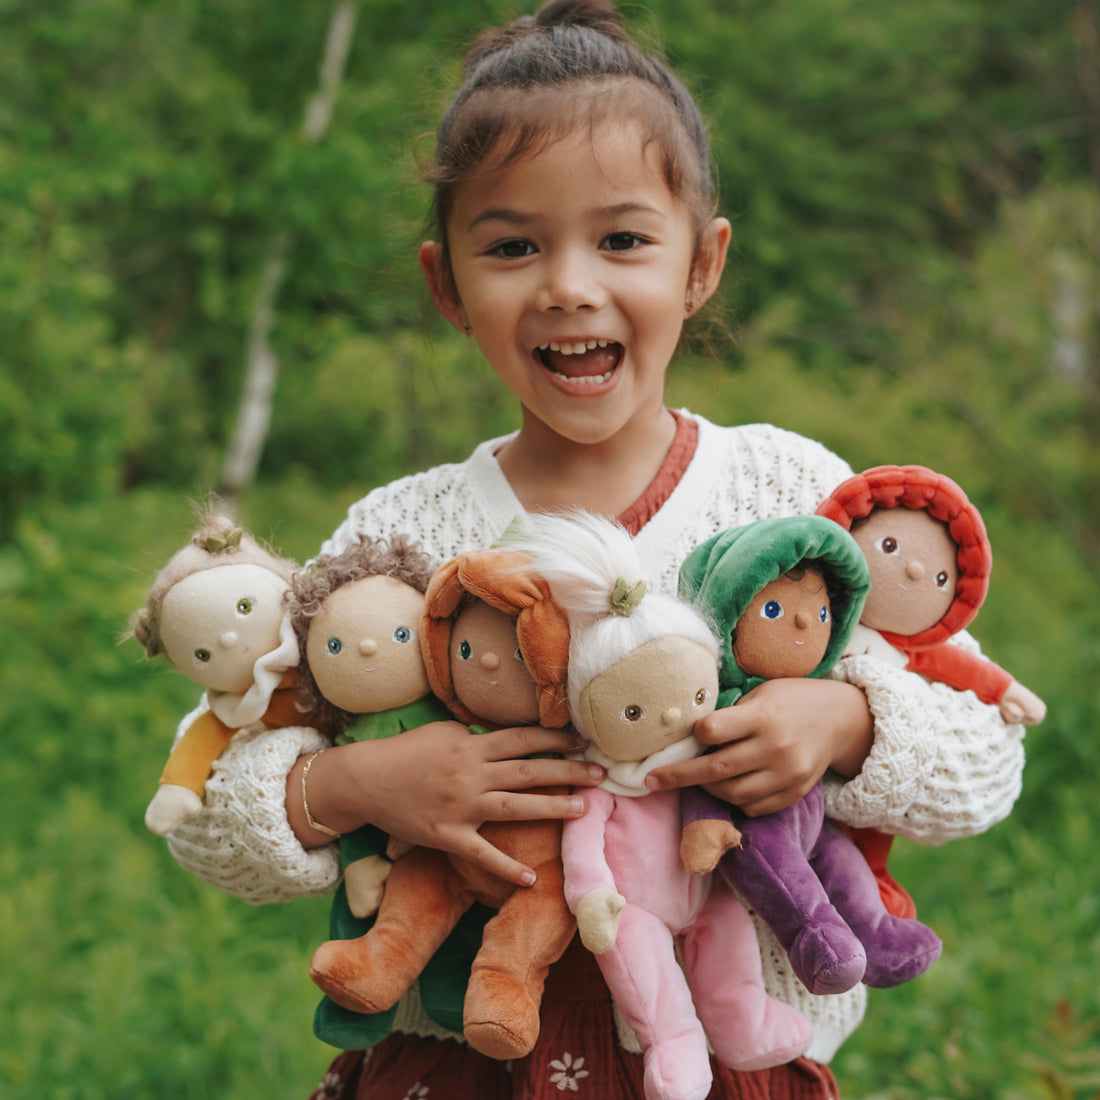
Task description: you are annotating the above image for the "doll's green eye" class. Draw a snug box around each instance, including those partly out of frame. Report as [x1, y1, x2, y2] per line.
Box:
[326, 637, 343, 655]
[236, 598, 253, 615]
[762, 600, 784, 620]
[621, 704, 646, 722]
[194, 649, 211, 663]
[458, 640, 472, 660]
[514, 647, 523, 662]
[694, 688, 710, 706]
[935, 572, 950, 588]
[392, 626, 413, 644]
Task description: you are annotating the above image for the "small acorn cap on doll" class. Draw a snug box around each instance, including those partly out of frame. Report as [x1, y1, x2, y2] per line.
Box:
[286, 533, 438, 736]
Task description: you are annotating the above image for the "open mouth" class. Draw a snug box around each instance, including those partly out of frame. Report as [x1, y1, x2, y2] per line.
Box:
[535, 340, 623, 385]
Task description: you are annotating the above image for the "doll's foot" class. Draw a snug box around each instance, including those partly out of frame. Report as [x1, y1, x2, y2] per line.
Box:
[861, 917, 942, 988]
[463, 969, 540, 1059]
[702, 984, 812, 1072]
[787, 919, 867, 995]
[310, 937, 410, 1015]
[643, 1030, 712, 1100]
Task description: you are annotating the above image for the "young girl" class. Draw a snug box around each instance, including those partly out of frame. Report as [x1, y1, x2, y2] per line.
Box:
[160, 2, 1026, 1096]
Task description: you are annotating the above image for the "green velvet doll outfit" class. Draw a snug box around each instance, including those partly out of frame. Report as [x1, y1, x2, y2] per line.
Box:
[314, 696, 491, 1050]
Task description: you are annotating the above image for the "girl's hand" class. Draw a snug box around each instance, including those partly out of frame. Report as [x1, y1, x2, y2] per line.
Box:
[287, 721, 604, 887]
[644, 678, 874, 817]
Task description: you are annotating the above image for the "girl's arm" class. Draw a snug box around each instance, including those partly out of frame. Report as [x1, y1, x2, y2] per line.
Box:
[287, 722, 603, 887]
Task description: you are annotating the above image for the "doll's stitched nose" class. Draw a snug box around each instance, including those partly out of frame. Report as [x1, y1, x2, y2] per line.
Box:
[359, 638, 378, 657]
[219, 630, 237, 648]
[905, 560, 925, 580]
[661, 707, 682, 725]
[794, 612, 809, 629]
[481, 651, 500, 670]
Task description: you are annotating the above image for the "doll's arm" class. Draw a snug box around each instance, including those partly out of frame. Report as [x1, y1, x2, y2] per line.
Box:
[560, 791, 624, 952]
[679, 786, 742, 874]
[822, 640, 1026, 844]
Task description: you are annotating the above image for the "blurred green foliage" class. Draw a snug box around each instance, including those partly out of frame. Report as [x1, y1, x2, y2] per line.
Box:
[2, 0, 1098, 1096]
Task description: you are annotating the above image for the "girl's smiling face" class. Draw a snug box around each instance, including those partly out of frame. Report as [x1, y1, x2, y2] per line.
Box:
[421, 120, 729, 448]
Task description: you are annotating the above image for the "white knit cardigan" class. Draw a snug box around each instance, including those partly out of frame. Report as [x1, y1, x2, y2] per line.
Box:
[165, 413, 1026, 1063]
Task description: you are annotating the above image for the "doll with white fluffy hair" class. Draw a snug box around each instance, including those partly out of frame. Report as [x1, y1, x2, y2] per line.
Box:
[500, 512, 812, 1100]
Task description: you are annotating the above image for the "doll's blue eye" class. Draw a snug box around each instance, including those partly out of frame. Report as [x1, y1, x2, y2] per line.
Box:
[819, 605, 829, 623]
[326, 637, 343, 655]
[236, 598, 253, 615]
[194, 649, 211, 663]
[458, 640, 472, 660]
[762, 600, 784, 620]
[392, 626, 413, 644]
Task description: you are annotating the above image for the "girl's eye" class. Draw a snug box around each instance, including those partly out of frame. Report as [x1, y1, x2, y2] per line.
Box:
[458, 640, 472, 660]
[935, 571, 950, 588]
[392, 626, 413, 644]
[326, 637, 343, 656]
[819, 605, 830, 623]
[694, 688, 711, 706]
[875, 536, 899, 555]
[621, 704, 646, 722]
[602, 231, 644, 252]
[236, 598, 253, 615]
[762, 600, 784, 620]
[194, 649, 211, 663]
[491, 238, 535, 259]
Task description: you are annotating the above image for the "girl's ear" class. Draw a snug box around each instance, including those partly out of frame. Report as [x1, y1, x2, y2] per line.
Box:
[419, 241, 468, 333]
[686, 216, 732, 316]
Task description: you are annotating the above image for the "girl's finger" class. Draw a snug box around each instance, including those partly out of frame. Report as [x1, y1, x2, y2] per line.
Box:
[478, 725, 587, 761]
[479, 789, 590, 823]
[489, 756, 604, 791]
[453, 831, 539, 888]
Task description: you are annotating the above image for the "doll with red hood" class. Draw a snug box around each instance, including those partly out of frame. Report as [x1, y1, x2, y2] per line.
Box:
[132, 511, 302, 836]
[306, 545, 577, 1062]
[816, 464, 1046, 917]
[677, 515, 944, 998]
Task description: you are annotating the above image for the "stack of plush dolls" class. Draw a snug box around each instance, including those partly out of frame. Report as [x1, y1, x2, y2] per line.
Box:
[132, 466, 1044, 1100]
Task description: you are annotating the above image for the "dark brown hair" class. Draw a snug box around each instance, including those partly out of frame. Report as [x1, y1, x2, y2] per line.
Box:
[427, 0, 717, 278]
[287, 534, 436, 733]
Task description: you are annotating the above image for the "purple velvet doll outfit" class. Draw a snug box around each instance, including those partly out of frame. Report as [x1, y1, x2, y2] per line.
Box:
[677, 518, 943, 996]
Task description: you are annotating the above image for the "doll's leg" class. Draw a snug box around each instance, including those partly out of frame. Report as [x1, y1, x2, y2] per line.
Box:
[595, 902, 712, 1100]
[463, 855, 576, 1060]
[811, 822, 942, 988]
[721, 792, 866, 995]
[683, 879, 812, 1072]
[310, 848, 471, 1014]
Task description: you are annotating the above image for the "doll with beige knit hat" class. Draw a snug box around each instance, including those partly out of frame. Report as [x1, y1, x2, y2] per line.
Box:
[132, 511, 302, 836]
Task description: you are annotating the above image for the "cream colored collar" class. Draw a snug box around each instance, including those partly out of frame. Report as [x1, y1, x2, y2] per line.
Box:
[206, 610, 299, 728]
[571, 735, 701, 798]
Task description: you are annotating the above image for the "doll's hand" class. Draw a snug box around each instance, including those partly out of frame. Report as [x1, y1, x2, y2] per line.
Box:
[680, 817, 742, 875]
[999, 679, 1047, 726]
[343, 854, 392, 918]
[644, 678, 874, 817]
[575, 887, 626, 954]
[145, 784, 203, 836]
[288, 722, 604, 888]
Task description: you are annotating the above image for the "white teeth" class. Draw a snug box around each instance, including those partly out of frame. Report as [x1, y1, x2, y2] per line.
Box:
[551, 369, 613, 385]
[540, 339, 610, 355]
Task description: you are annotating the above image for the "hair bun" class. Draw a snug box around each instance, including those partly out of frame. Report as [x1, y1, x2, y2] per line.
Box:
[535, 0, 625, 39]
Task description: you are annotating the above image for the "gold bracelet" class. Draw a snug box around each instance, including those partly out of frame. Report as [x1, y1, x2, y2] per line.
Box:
[301, 751, 342, 839]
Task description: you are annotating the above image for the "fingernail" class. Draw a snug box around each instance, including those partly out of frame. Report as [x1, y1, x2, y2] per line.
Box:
[587, 764, 604, 781]
[644, 775, 660, 790]
[570, 797, 586, 815]
[520, 870, 536, 886]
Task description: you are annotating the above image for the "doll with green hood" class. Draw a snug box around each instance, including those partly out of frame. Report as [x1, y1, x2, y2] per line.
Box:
[677, 515, 943, 997]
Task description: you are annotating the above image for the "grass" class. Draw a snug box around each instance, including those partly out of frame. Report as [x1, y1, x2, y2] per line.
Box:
[1, 482, 1096, 1099]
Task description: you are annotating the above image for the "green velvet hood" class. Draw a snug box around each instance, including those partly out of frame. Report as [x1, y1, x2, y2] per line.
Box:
[678, 516, 870, 705]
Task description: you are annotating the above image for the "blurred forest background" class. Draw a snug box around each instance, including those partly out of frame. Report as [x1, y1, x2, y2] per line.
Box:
[1, 0, 1098, 1096]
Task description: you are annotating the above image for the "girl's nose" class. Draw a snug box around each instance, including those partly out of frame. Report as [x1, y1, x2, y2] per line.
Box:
[905, 560, 926, 581]
[481, 651, 500, 670]
[359, 638, 378, 657]
[219, 630, 237, 648]
[536, 249, 605, 313]
[661, 707, 682, 726]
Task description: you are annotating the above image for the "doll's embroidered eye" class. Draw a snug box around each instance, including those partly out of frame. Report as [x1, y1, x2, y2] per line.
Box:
[621, 704, 646, 722]
[819, 605, 829, 623]
[392, 625, 413, 644]
[236, 598, 253, 615]
[762, 600, 784, 620]
[194, 648, 211, 663]
[694, 688, 711, 706]
[876, 537, 899, 555]
[326, 637, 343, 655]
[514, 647, 523, 662]
[459, 640, 472, 660]
[935, 571, 950, 588]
